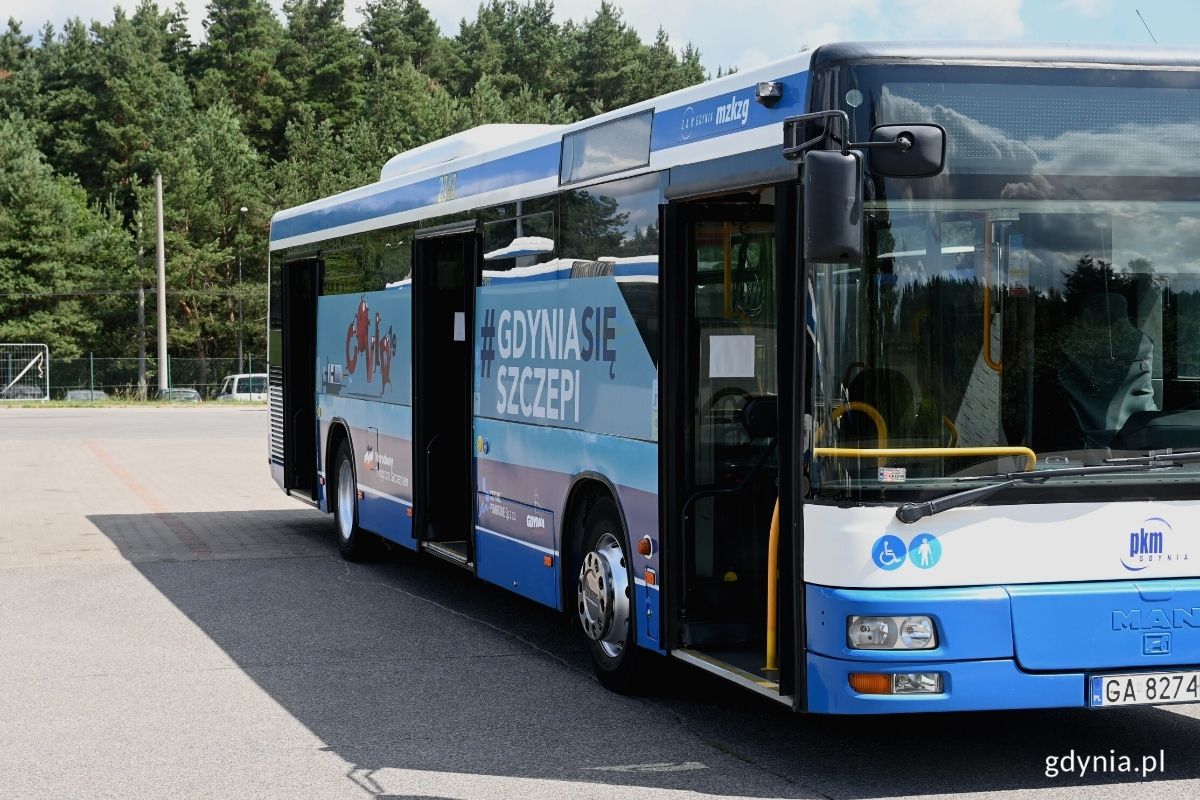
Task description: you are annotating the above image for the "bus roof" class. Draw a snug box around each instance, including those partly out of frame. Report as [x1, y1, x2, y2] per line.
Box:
[269, 49, 815, 250]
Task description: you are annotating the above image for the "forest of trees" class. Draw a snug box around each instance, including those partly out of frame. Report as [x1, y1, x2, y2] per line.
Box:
[0, 0, 712, 367]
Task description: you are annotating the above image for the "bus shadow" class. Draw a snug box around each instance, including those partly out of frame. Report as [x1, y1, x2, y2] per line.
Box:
[86, 510, 1200, 799]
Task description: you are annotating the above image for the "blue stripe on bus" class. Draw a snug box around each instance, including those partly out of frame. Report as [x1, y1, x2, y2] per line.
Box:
[270, 71, 810, 244]
[271, 143, 560, 242]
[473, 417, 657, 494]
[475, 526, 560, 609]
[357, 487, 417, 549]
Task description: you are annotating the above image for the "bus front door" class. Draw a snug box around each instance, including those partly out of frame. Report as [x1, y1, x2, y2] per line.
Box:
[411, 225, 481, 565]
[661, 197, 795, 699]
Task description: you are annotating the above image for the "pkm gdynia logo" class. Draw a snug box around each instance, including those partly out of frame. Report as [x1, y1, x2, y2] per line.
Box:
[1121, 517, 1189, 571]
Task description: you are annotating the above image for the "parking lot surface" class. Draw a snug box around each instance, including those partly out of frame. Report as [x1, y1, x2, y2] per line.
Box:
[2, 406, 1199, 799]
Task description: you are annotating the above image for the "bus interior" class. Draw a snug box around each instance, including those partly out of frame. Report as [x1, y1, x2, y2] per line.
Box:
[667, 189, 791, 686]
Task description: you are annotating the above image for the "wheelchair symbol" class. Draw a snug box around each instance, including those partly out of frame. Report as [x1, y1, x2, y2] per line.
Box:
[871, 535, 907, 571]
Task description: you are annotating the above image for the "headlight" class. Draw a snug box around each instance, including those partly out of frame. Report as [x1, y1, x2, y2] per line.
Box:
[847, 615, 937, 650]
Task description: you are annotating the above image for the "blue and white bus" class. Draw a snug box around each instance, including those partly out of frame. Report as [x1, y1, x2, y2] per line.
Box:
[269, 42, 1200, 713]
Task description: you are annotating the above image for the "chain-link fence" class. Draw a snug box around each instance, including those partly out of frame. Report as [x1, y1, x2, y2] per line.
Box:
[50, 356, 265, 401]
[0, 344, 50, 401]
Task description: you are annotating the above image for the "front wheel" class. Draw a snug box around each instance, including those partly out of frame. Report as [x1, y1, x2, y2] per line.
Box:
[332, 440, 372, 560]
[577, 498, 643, 692]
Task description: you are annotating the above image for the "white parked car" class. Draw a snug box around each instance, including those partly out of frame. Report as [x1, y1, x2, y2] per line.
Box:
[216, 373, 267, 402]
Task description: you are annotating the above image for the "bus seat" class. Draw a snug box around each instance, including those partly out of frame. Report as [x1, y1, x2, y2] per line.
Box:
[1057, 292, 1157, 448]
[737, 395, 778, 439]
[842, 367, 914, 442]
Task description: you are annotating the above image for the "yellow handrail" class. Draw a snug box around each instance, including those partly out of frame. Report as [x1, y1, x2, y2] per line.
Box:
[813, 445, 1037, 472]
[827, 401, 888, 446]
[764, 497, 780, 674]
[815, 401, 889, 466]
[942, 415, 959, 447]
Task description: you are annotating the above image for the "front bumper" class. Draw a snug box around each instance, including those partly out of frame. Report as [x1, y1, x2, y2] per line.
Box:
[805, 579, 1200, 714]
[806, 653, 1085, 713]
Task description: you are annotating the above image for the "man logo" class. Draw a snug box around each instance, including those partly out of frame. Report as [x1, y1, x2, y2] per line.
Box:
[1112, 608, 1200, 630]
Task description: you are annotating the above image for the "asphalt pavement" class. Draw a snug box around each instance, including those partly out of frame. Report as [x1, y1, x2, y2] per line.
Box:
[1, 406, 1198, 799]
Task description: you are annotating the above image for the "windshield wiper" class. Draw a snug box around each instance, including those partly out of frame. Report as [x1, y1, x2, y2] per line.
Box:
[895, 460, 1184, 524]
[1104, 448, 1200, 467]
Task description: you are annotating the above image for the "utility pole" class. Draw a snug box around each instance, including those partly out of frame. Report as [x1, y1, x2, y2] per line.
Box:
[237, 206, 247, 372]
[155, 171, 168, 397]
[136, 208, 147, 400]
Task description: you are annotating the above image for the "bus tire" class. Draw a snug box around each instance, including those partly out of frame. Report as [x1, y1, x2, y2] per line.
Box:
[577, 498, 642, 692]
[332, 439, 372, 561]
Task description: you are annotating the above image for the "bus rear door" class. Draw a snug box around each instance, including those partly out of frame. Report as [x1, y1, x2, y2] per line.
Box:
[411, 224, 482, 566]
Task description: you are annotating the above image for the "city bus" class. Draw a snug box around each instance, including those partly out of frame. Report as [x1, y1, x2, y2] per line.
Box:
[268, 41, 1200, 713]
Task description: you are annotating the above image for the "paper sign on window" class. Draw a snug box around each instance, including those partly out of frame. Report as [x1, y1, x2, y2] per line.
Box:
[708, 335, 755, 378]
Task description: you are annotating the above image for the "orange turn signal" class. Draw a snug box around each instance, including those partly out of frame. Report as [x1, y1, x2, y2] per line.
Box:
[644, 569, 656, 586]
[637, 536, 653, 556]
[543, 555, 553, 567]
[848, 673, 893, 695]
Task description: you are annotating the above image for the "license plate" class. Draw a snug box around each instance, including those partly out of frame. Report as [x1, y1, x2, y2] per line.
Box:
[1090, 671, 1200, 707]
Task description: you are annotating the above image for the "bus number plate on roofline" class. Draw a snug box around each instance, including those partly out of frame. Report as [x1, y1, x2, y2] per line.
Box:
[1090, 671, 1200, 707]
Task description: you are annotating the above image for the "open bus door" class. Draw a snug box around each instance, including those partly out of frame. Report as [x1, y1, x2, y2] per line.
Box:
[279, 257, 321, 502]
[411, 223, 481, 567]
[660, 195, 799, 706]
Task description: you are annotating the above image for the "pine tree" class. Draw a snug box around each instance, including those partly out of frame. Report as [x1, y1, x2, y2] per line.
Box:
[362, 62, 460, 155]
[0, 115, 131, 356]
[36, 19, 103, 188]
[448, 1, 573, 102]
[137, 102, 268, 370]
[194, 0, 289, 154]
[0, 19, 38, 121]
[360, 0, 441, 74]
[569, 2, 644, 113]
[92, 8, 196, 221]
[279, 0, 365, 131]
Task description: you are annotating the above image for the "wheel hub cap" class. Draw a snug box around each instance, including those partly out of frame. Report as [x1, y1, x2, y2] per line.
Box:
[577, 532, 630, 658]
[337, 459, 355, 542]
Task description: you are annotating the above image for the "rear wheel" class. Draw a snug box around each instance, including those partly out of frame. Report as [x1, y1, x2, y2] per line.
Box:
[577, 498, 643, 692]
[332, 440, 372, 560]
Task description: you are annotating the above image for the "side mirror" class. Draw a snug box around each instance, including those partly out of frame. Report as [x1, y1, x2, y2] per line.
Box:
[868, 123, 946, 178]
[802, 149, 863, 263]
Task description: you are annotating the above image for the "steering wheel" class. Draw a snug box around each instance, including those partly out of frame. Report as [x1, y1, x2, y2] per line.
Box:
[705, 387, 753, 424]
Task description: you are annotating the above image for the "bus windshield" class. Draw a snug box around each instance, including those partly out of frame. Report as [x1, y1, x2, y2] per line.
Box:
[808, 65, 1200, 501]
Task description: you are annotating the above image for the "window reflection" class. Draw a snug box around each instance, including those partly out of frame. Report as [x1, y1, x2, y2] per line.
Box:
[810, 202, 1200, 497]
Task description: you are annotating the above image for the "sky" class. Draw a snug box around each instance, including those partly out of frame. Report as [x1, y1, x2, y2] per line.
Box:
[6, 0, 1200, 73]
